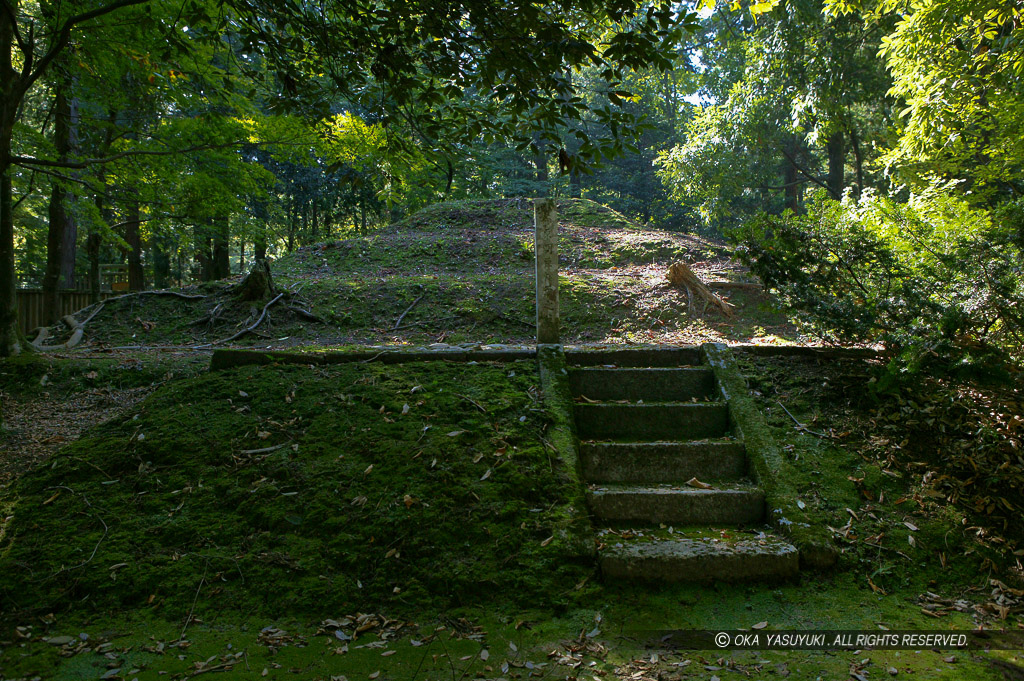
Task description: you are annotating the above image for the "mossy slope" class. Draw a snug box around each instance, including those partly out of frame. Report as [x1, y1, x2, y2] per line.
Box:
[52, 198, 793, 348]
[0, 360, 591, 621]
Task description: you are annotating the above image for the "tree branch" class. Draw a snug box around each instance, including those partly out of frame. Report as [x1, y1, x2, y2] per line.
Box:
[11, 141, 250, 169]
[23, 0, 153, 95]
[780, 146, 832, 194]
[11, 161, 105, 193]
[0, 0, 29, 55]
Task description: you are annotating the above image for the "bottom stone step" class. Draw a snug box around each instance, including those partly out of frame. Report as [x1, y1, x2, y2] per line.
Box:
[598, 528, 799, 582]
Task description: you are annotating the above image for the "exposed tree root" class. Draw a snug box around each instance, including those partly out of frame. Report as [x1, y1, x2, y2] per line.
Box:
[31, 303, 106, 351]
[286, 305, 323, 322]
[394, 287, 425, 329]
[103, 290, 206, 302]
[213, 293, 285, 345]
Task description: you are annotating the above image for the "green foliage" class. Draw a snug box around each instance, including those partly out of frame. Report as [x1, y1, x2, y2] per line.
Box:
[827, 0, 1024, 198]
[731, 191, 1024, 377]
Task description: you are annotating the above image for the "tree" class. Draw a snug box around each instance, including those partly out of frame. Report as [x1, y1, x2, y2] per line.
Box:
[866, 0, 1023, 199]
[656, 0, 892, 229]
[1, 0, 152, 354]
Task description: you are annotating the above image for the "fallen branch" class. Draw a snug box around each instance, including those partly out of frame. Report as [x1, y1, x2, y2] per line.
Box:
[666, 261, 735, 317]
[239, 443, 288, 455]
[394, 289, 425, 329]
[457, 394, 487, 413]
[776, 400, 830, 438]
[214, 293, 284, 344]
[393, 315, 460, 331]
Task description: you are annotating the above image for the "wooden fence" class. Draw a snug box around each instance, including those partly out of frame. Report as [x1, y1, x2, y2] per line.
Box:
[17, 289, 109, 334]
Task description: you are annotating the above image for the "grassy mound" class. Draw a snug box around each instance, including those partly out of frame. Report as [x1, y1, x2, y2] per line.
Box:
[43, 198, 794, 349]
[0, 360, 591, 621]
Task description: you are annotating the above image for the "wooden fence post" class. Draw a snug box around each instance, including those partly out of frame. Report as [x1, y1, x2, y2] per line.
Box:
[535, 198, 559, 344]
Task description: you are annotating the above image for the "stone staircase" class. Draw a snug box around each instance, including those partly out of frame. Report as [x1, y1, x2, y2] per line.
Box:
[566, 348, 799, 583]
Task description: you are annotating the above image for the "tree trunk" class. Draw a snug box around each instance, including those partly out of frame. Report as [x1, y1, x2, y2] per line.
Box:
[0, 167, 18, 356]
[826, 131, 845, 200]
[533, 142, 548, 196]
[212, 216, 230, 279]
[0, 0, 23, 355]
[286, 196, 295, 252]
[255, 232, 267, 261]
[152, 236, 170, 289]
[42, 85, 79, 322]
[783, 135, 800, 212]
[87, 230, 101, 302]
[194, 224, 212, 282]
[849, 129, 864, 201]
[235, 258, 274, 301]
[125, 201, 144, 290]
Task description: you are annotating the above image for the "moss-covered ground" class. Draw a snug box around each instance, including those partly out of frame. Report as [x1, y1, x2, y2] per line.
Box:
[1, 354, 1022, 680]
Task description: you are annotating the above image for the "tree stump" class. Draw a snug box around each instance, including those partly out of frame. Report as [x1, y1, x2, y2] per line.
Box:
[235, 259, 275, 302]
[666, 261, 735, 316]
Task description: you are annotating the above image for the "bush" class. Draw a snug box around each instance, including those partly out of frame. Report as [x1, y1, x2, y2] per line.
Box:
[731, 190, 1024, 381]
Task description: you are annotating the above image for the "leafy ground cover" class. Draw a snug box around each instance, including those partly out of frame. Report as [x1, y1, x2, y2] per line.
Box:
[738, 355, 1024, 598]
[33, 199, 798, 350]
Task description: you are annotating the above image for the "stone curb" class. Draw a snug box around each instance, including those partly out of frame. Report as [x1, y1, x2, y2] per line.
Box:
[537, 344, 596, 560]
[702, 342, 839, 570]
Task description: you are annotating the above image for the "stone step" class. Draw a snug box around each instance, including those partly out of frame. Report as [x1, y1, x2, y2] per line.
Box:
[587, 483, 764, 525]
[574, 402, 730, 441]
[597, 527, 799, 582]
[580, 440, 748, 484]
[565, 346, 702, 367]
[569, 367, 717, 402]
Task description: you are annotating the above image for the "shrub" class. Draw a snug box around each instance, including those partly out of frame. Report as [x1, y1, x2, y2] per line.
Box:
[731, 190, 1024, 381]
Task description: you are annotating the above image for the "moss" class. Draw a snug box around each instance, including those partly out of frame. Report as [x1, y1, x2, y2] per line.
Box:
[536, 346, 594, 559]
[0, 360, 593, 622]
[703, 342, 839, 570]
[0, 353, 205, 398]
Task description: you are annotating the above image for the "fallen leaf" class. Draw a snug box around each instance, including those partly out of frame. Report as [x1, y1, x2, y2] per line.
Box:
[447, 430, 465, 437]
[480, 649, 490, 661]
[751, 621, 768, 630]
[686, 477, 713, 490]
[480, 469, 491, 481]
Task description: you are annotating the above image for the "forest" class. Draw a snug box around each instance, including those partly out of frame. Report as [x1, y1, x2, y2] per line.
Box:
[1, 0, 1019, 367]
[1, 0, 1023, 679]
